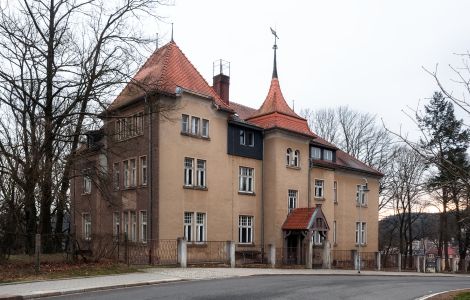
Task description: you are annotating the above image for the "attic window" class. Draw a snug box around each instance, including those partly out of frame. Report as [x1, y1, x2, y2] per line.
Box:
[311, 147, 321, 159]
[324, 150, 333, 161]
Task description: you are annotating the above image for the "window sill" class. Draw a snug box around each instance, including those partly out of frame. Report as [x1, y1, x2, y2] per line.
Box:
[238, 191, 256, 196]
[237, 243, 255, 247]
[286, 165, 301, 170]
[115, 133, 143, 143]
[81, 193, 91, 196]
[356, 204, 368, 208]
[183, 185, 208, 191]
[180, 131, 210, 141]
[122, 186, 137, 191]
[314, 197, 325, 201]
[355, 243, 367, 247]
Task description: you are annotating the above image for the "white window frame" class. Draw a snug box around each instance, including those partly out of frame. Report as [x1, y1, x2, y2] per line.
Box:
[314, 179, 324, 198]
[202, 119, 209, 137]
[293, 150, 300, 167]
[356, 222, 367, 245]
[196, 159, 206, 188]
[238, 215, 253, 244]
[286, 148, 292, 165]
[288, 189, 297, 214]
[356, 185, 367, 206]
[324, 149, 333, 161]
[311, 147, 321, 159]
[182, 114, 189, 133]
[191, 116, 200, 135]
[113, 212, 120, 236]
[140, 156, 147, 186]
[83, 172, 92, 194]
[130, 158, 136, 187]
[123, 160, 129, 188]
[184, 157, 194, 186]
[83, 213, 91, 240]
[239, 167, 254, 193]
[184, 212, 193, 241]
[314, 231, 323, 245]
[196, 212, 206, 243]
[246, 131, 254, 147]
[130, 211, 137, 242]
[140, 211, 147, 243]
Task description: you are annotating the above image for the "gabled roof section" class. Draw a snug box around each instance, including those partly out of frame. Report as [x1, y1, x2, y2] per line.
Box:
[108, 41, 232, 112]
[230, 101, 257, 120]
[282, 208, 316, 230]
[246, 78, 315, 138]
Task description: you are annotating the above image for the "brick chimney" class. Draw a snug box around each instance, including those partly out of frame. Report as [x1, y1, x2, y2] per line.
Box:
[212, 59, 230, 105]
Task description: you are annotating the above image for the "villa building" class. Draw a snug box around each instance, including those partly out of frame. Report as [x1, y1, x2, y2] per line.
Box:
[71, 37, 383, 266]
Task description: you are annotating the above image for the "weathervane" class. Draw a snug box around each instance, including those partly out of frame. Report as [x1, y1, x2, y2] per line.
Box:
[270, 27, 279, 79]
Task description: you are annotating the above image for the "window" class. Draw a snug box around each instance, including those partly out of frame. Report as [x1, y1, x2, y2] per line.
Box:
[184, 212, 193, 241]
[293, 150, 300, 167]
[130, 159, 136, 187]
[239, 216, 253, 244]
[133, 113, 143, 135]
[113, 212, 120, 236]
[196, 159, 206, 188]
[115, 112, 144, 141]
[286, 148, 292, 165]
[240, 129, 254, 146]
[83, 213, 91, 240]
[130, 211, 137, 242]
[184, 158, 194, 186]
[356, 185, 367, 206]
[183, 212, 206, 243]
[83, 172, 91, 194]
[333, 181, 338, 203]
[314, 179, 324, 198]
[333, 220, 337, 244]
[123, 160, 129, 188]
[113, 163, 120, 190]
[182, 114, 189, 133]
[123, 211, 129, 238]
[239, 167, 254, 193]
[288, 190, 297, 214]
[324, 149, 333, 161]
[140, 211, 147, 243]
[202, 119, 209, 137]
[140, 156, 147, 186]
[191, 117, 200, 135]
[115, 120, 122, 141]
[311, 147, 321, 159]
[196, 213, 206, 242]
[314, 231, 323, 245]
[356, 222, 366, 245]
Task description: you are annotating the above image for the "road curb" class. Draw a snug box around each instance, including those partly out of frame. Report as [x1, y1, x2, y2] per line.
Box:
[1, 279, 185, 299]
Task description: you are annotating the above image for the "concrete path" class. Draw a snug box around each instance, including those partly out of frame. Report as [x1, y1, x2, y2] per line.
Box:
[0, 268, 467, 299]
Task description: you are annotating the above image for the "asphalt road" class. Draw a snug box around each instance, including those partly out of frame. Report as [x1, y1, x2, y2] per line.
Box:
[46, 275, 470, 300]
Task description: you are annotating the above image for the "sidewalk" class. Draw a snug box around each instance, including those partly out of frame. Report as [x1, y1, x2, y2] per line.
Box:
[0, 268, 467, 299]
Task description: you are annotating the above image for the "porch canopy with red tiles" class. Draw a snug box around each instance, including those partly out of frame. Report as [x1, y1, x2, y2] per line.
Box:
[282, 206, 329, 233]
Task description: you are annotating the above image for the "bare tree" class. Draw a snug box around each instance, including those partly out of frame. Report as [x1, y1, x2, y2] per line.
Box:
[0, 0, 168, 252]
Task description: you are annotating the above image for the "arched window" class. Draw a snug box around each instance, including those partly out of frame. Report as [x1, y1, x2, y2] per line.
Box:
[293, 150, 300, 167]
[286, 148, 292, 166]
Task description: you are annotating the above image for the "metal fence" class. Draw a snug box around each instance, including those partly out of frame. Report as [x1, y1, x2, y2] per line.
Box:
[236, 245, 268, 266]
[187, 241, 229, 265]
[124, 239, 178, 266]
[381, 253, 400, 271]
[332, 250, 354, 269]
[360, 252, 378, 270]
[276, 246, 306, 266]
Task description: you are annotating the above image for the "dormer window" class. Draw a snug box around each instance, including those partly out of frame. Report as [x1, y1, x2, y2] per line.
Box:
[311, 147, 321, 159]
[324, 149, 333, 161]
[240, 129, 254, 147]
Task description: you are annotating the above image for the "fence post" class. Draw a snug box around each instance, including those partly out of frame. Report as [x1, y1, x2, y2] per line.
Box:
[398, 253, 402, 272]
[436, 257, 441, 273]
[35, 234, 41, 274]
[125, 233, 129, 266]
[352, 250, 358, 271]
[268, 244, 276, 268]
[305, 237, 313, 269]
[226, 241, 235, 268]
[415, 255, 420, 273]
[376, 252, 381, 271]
[322, 240, 331, 269]
[177, 238, 187, 268]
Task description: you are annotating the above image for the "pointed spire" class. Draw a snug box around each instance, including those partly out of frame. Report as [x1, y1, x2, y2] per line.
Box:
[270, 27, 279, 79]
[171, 23, 174, 42]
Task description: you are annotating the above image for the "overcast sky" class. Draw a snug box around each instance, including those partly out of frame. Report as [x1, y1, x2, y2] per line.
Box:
[153, 0, 470, 136]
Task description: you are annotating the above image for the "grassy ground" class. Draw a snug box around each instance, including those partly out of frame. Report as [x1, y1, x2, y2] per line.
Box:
[0, 255, 141, 283]
[428, 289, 470, 300]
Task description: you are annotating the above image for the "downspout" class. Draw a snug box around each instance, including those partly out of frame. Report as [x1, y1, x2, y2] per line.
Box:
[261, 132, 265, 252]
[146, 95, 153, 243]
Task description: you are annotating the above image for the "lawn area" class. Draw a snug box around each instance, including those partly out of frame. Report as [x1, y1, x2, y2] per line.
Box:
[0, 256, 141, 283]
[455, 292, 470, 300]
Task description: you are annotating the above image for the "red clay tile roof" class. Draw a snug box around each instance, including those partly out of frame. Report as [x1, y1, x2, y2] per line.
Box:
[282, 208, 317, 230]
[230, 102, 257, 119]
[246, 78, 315, 137]
[108, 41, 232, 112]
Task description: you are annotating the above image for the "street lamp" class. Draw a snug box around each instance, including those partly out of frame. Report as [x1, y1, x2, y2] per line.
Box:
[358, 178, 369, 274]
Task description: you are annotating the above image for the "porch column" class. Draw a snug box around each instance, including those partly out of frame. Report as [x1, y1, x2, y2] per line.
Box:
[268, 244, 276, 268]
[376, 252, 381, 271]
[322, 240, 331, 269]
[297, 236, 302, 265]
[306, 236, 313, 269]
